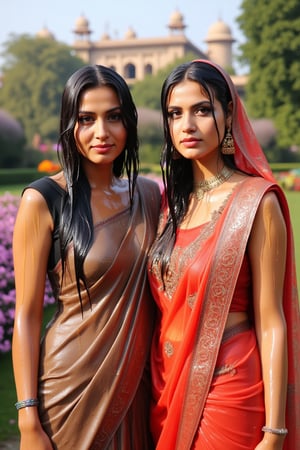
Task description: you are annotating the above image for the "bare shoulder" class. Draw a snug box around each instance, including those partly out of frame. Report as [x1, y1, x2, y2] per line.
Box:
[19, 187, 53, 230]
[257, 191, 284, 220]
[21, 187, 48, 209]
[253, 190, 286, 237]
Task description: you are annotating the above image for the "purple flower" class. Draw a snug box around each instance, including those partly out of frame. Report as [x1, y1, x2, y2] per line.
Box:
[0, 193, 55, 353]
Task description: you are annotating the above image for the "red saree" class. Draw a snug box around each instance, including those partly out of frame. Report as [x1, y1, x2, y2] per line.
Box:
[148, 60, 300, 449]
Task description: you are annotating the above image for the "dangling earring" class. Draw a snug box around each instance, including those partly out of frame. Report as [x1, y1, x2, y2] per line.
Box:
[171, 146, 182, 160]
[221, 128, 235, 155]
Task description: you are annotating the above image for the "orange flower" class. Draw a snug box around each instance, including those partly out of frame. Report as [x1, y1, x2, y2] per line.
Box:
[37, 159, 61, 173]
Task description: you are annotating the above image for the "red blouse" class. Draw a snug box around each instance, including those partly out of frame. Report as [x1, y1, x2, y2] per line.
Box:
[176, 225, 251, 313]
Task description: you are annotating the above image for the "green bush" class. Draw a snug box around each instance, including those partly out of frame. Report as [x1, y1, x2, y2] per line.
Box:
[0, 169, 41, 186]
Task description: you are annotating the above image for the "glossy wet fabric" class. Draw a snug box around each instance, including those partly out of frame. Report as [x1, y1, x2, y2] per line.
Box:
[36, 177, 160, 450]
[193, 328, 264, 449]
[148, 60, 300, 449]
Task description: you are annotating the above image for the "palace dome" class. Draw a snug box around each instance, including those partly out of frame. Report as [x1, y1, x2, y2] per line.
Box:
[36, 26, 55, 40]
[168, 9, 186, 30]
[74, 15, 91, 35]
[124, 27, 137, 39]
[206, 19, 234, 42]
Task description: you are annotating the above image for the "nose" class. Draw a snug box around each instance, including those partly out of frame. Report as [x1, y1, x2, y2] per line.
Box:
[182, 113, 196, 133]
[94, 118, 109, 139]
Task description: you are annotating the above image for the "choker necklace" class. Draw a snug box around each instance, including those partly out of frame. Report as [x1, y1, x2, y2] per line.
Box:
[193, 166, 234, 201]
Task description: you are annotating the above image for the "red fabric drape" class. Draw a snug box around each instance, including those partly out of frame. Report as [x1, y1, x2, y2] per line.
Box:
[149, 60, 300, 449]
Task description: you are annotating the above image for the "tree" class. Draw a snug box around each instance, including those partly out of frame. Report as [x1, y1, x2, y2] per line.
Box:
[131, 52, 198, 110]
[237, 0, 300, 150]
[0, 34, 85, 147]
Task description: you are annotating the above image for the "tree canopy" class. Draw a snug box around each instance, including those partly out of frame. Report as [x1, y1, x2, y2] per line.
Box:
[131, 52, 198, 110]
[237, 0, 300, 149]
[0, 34, 85, 146]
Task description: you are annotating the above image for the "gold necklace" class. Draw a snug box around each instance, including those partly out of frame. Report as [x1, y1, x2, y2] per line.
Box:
[193, 166, 234, 201]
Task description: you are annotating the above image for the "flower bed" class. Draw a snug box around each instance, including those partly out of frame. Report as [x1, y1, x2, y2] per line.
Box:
[0, 193, 55, 353]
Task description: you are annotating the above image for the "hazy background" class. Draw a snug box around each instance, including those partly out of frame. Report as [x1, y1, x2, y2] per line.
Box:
[0, 0, 245, 72]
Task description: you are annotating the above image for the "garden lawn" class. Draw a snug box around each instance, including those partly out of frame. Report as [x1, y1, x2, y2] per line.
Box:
[285, 191, 300, 288]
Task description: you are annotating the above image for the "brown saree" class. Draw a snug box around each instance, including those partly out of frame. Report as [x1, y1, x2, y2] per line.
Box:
[37, 176, 160, 450]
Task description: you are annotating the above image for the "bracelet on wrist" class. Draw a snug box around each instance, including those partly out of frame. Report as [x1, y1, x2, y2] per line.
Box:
[15, 398, 39, 410]
[262, 426, 288, 436]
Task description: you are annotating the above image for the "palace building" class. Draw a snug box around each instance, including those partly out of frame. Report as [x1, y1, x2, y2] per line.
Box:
[37, 9, 247, 93]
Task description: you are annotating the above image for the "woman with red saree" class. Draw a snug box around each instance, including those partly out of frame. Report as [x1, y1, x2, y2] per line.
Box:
[148, 60, 300, 449]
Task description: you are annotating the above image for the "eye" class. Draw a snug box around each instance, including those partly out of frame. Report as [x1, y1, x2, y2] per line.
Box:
[194, 105, 212, 116]
[78, 114, 94, 125]
[167, 109, 182, 120]
[107, 111, 123, 122]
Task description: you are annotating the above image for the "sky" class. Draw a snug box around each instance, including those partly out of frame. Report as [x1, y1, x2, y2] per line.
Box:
[0, 0, 245, 72]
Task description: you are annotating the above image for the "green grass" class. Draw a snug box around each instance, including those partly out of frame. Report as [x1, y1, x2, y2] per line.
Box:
[285, 191, 300, 288]
[0, 185, 299, 443]
[0, 305, 56, 442]
[0, 185, 25, 196]
[0, 352, 18, 440]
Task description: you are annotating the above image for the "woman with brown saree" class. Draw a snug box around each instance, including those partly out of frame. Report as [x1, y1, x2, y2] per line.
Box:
[12, 65, 160, 450]
[148, 60, 300, 449]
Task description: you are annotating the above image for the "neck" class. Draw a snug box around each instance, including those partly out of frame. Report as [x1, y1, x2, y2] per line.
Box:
[83, 161, 116, 191]
[192, 165, 234, 201]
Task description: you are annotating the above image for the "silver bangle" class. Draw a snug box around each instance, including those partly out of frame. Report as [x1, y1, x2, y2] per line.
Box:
[262, 426, 288, 436]
[15, 398, 39, 410]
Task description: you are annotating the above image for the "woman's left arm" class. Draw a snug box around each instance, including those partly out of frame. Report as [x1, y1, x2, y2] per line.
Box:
[249, 191, 288, 450]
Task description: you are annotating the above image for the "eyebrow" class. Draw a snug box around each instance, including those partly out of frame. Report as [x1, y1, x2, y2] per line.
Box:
[167, 100, 211, 109]
[78, 106, 122, 114]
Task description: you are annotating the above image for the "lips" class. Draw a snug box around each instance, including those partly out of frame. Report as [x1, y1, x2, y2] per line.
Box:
[92, 144, 112, 148]
[91, 144, 113, 153]
[180, 138, 201, 148]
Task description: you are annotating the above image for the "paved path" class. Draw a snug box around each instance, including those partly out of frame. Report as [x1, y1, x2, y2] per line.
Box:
[0, 438, 19, 449]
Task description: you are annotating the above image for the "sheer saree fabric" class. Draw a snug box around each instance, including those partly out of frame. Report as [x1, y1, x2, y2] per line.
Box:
[148, 60, 300, 449]
[36, 177, 160, 450]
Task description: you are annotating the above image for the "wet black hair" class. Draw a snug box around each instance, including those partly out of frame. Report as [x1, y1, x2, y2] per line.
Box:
[152, 60, 237, 279]
[58, 65, 139, 309]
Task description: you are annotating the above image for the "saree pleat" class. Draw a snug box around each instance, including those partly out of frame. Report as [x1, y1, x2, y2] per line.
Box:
[193, 329, 264, 449]
[38, 177, 160, 450]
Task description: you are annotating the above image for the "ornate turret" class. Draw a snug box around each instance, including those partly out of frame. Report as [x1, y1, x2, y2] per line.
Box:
[73, 14, 92, 40]
[36, 26, 55, 40]
[168, 9, 186, 35]
[124, 27, 137, 39]
[205, 19, 235, 69]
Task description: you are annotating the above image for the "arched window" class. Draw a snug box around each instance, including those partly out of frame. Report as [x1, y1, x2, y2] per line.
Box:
[124, 63, 136, 79]
[144, 64, 153, 75]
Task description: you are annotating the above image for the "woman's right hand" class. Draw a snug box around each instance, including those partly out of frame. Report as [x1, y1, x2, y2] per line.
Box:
[20, 428, 54, 450]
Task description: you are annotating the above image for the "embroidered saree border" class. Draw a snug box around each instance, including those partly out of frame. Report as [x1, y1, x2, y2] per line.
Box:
[176, 178, 272, 449]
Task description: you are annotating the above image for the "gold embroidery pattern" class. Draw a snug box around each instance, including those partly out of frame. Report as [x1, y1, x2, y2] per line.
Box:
[150, 203, 229, 300]
[214, 363, 237, 377]
[187, 293, 197, 309]
[164, 341, 174, 358]
[177, 179, 270, 448]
